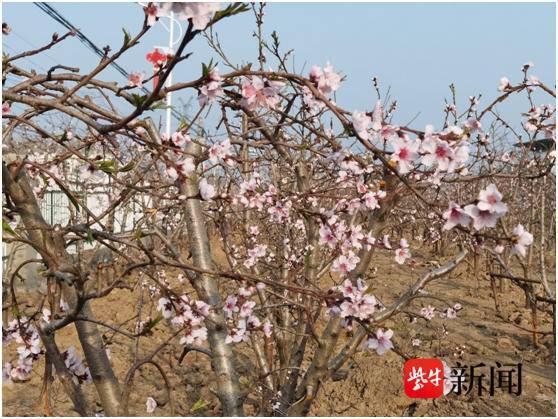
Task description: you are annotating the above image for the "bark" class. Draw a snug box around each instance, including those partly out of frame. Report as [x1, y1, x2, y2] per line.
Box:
[179, 143, 244, 416]
[3, 163, 122, 416]
[286, 172, 400, 416]
[38, 328, 89, 416]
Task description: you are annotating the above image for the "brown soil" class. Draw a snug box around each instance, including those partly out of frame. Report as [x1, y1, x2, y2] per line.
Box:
[2, 247, 556, 416]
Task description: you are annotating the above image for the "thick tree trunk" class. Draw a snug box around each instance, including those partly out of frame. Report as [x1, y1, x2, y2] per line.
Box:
[179, 143, 244, 416]
[3, 163, 122, 416]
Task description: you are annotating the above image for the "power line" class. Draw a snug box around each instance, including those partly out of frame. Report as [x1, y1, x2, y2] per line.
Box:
[3, 42, 49, 72]
[11, 29, 60, 66]
[33, 2, 183, 123]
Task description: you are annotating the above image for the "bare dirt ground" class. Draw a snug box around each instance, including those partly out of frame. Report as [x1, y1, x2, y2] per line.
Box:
[3, 245, 556, 416]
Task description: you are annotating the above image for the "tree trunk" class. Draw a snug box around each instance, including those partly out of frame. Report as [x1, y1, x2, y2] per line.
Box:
[179, 143, 244, 416]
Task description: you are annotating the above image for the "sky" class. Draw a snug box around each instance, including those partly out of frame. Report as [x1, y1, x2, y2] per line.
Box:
[2, 1, 556, 133]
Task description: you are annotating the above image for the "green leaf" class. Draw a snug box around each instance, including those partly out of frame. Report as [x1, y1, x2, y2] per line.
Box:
[177, 118, 190, 132]
[63, 190, 80, 213]
[201, 58, 215, 78]
[146, 315, 162, 330]
[131, 93, 148, 108]
[122, 28, 131, 48]
[211, 3, 250, 24]
[150, 101, 171, 110]
[190, 399, 208, 412]
[119, 161, 136, 173]
[11, 305, 20, 318]
[2, 219, 16, 236]
[86, 229, 94, 245]
[99, 160, 116, 174]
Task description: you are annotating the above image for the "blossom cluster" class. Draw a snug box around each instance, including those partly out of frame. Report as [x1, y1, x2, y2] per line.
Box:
[60, 346, 93, 385]
[241, 76, 285, 110]
[156, 295, 210, 347]
[352, 105, 475, 179]
[146, 2, 221, 30]
[420, 303, 463, 321]
[198, 68, 224, 107]
[327, 279, 378, 327]
[442, 183, 508, 231]
[3, 318, 42, 382]
[223, 285, 272, 344]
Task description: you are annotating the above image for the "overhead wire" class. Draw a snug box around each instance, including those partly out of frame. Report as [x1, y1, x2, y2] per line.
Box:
[33, 2, 184, 123]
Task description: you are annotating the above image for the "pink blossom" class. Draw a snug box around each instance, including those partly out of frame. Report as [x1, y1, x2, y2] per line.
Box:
[395, 239, 411, 265]
[238, 286, 254, 297]
[199, 178, 216, 200]
[352, 110, 372, 140]
[477, 184, 507, 215]
[157, 297, 173, 318]
[464, 204, 499, 230]
[268, 201, 291, 222]
[442, 202, 471, 230]
[198, 68, 223, 106]
[194, 300, 210, 317]
[225, 320, 247, 344]
[302, 86, 325, 112]
[450, 141, 470, 171]
[363, 233, 376, 250]
[371, 100, 383, 131]
[391, 136, 419, 174]
[382, 234, 392, 249]
[362, 191, 380, 210]
[177, 157, 196, 177]
[511, 224, 533, 257]
[224, 295, 239, 318]
[309, 62, 342, 96]
[498, 76, 510, 92]
[171, 131, 190, 148]
[180, 326, 208, 346]
[442, 307, 457, 319]
[145, 3, 159, 26]
[363, 328, 394, 355]
[244, 244, 267, 268]
[332, 251, 360, 274]
[247, 315, 261, 329]
[157, 2, 221, 30]
[420, 137, 453, 171]
[262, 320, 273, 337]
[146, 397, 157, 413]
[319, 224, 337, 247]
[239, 300, 256, 318]
[2, 102, 11, 115]
[166, 166, 178, 181]
[420, 306, 436, 320]
[335, 279, 376, 321]
[128, 71, 145, 88]
[209, 138, 232, 164]
[241, 76, 284, 110]
[463, 117, 482, 133]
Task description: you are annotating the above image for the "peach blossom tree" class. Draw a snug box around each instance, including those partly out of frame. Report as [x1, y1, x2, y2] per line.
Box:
[2, 2, 555, 416]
